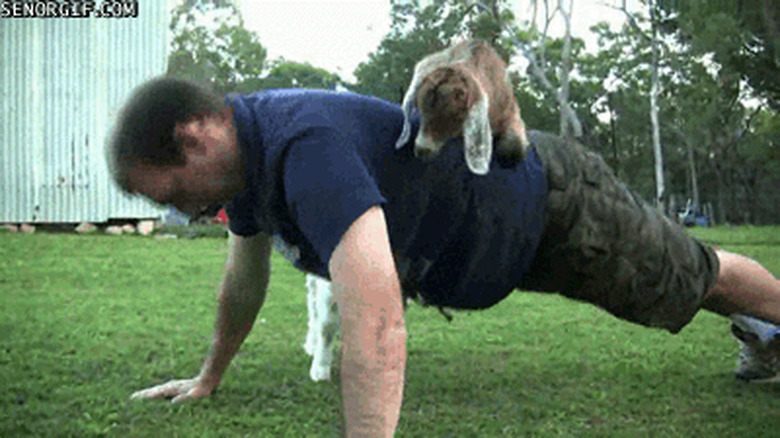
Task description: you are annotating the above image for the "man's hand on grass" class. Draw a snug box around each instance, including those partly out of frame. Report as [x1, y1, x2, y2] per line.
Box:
[130, 234, 271, 407]
[130, 377, 214, 404]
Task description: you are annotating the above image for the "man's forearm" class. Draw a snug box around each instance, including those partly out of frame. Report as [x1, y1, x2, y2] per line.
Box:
[340, 305, 406, 438]
[328, 206, 406, 437]
[199, 233, 271, 388]
[198, 279, 266, 387]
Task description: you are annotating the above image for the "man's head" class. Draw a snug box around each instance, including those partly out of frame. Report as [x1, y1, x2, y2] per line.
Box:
[107, 77, 245, 217]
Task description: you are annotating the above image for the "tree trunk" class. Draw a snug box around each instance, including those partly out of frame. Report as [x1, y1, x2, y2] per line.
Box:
[513, 0, 582, 139]
[558, 0, 578, 139]
[687, 144, 699, 208]
[608, 93, 619, 176]
[715, 167, 727, 225]
[649, 0, 665, 211]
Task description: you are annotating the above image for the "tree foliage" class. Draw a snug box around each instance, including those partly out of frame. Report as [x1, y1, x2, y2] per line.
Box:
[352, 0, 579, 138]
[167, 0, 344, 94]
[582, 1, 780, 223]
[353, 0, 465, 103]
[262, 59, 342, 90]
[165, 0, 780, 224]
[167, 0, 267, 93]
[659, 0, 780, 109]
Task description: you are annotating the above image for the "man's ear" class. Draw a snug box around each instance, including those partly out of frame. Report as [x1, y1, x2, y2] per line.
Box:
[174, 107, 234, 156]
[218, 105, 234, 122]
[173, 118, 202, 153]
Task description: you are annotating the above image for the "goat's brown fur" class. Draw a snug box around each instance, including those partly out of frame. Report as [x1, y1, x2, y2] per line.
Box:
[398, 40, 529, 174]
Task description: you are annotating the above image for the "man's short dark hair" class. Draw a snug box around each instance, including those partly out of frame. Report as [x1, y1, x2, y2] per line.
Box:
[106, 77, 224, 191]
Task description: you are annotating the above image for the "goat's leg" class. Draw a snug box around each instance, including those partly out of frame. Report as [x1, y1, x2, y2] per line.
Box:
[303, 274, 319, 356]
[309, 276, 340, 381]
[495, 105, 529, 168]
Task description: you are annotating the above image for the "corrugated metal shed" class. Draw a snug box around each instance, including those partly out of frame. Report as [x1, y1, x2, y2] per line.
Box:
[1, 3, 169, 223]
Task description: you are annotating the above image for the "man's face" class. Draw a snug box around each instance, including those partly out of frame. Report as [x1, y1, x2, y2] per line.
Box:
[124, 109, 245, 218]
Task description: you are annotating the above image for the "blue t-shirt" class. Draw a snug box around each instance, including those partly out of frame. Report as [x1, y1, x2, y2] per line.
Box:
[225, 89, 548, 310]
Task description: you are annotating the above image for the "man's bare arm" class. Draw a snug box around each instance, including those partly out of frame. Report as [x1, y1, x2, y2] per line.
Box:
[131, 231, 272, 402]
[329, 206, 407, 437]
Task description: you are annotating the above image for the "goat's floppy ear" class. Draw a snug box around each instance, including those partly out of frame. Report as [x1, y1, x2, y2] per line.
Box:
[463, 96, 492, 175]
[396, 76, 420, 149]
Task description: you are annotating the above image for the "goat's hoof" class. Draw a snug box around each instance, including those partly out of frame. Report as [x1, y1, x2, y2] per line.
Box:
[309, 365, 332, 382]
[496, 133, 528, 168]
[303, 341, 315, 356]
[413, 145, 439, 161]
[496, 149, 524, 169]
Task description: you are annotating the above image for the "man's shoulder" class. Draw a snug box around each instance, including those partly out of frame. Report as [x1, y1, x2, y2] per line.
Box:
[230, 89, 399, 131]
[230, 88, 396, 108]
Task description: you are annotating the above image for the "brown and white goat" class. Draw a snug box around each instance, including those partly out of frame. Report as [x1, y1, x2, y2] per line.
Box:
[395, 39, 529, 175]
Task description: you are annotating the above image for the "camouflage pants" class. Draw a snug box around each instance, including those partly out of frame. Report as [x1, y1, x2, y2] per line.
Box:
[519, 132, 719, 333]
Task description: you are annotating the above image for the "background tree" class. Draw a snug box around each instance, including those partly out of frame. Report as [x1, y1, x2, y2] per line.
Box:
[647, 0, 664, 209]
[166, 0, 780, 224]
[652, 0, 780, 223]
[660, 0, 780, 109]
[504, 0, 584, 139]
[262, 60, 343, 90]
[167, 0, 345, 94]
[353, 0, 468, 102]
[578, 18, 658, 197]
[353, 0, 583, 138]
[167, 0, 267, 93]
[582, 0, 780, 223]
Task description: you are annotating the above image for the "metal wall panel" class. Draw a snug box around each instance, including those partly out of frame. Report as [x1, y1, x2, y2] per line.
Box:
[1, 3, 169, 223]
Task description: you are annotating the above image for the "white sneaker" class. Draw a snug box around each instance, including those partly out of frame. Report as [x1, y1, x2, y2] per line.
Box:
[730, 314, 780, 383]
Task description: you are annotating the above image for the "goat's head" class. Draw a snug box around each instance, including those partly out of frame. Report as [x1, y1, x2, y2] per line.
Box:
[396, 66, 467, 152]
[412, 66, 491, 174]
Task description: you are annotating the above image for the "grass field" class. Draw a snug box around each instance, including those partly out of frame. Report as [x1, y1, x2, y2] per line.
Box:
[2, 226, 780, 437]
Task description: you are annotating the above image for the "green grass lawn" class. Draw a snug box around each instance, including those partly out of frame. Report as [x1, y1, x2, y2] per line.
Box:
[2, 226, 779, 437]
